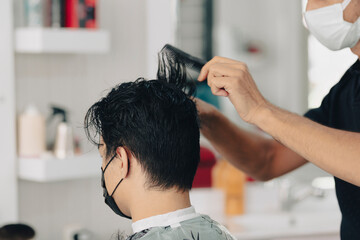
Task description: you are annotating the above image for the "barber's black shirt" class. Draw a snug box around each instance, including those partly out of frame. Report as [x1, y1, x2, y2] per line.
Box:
[304, 59, 360, 240]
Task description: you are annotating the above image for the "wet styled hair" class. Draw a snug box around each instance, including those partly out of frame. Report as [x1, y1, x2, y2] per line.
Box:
[84, 48, 199, 190]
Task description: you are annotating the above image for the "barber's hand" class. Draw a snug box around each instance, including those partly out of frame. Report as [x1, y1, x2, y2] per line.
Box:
[193, 98, 222, 133]
[194, 98, 217, 118]
[198, 56, 267, 123]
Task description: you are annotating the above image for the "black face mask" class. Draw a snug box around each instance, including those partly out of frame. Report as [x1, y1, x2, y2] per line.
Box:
[101, 154, 131, 219]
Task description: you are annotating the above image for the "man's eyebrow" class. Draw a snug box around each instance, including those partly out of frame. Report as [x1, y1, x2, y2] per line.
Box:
[97, 143, 104, 149]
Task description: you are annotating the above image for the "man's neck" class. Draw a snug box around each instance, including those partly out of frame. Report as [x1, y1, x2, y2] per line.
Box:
[129, 188, 191, 222]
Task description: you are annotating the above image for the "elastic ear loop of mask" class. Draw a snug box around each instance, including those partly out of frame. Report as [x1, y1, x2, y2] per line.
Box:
[111, 178, 124, 196]
[102, 154, 126, 197]
[103, 154, 117, 172]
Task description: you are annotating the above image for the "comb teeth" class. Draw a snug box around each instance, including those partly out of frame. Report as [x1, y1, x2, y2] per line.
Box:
[157, 44, 198, 96]
[161, 44, 207, 72]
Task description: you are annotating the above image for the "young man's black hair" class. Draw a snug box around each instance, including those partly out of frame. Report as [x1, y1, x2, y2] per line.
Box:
[84, 49, 199, 190]
[84, 46, 236, 240]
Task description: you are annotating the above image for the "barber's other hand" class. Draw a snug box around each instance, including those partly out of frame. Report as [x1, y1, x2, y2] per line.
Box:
[193, 98, 222, 134]
[198, 56, 267, 123]
[194, 98, 217, 118]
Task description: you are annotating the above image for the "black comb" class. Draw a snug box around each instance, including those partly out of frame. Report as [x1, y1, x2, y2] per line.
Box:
[161, 44, 207, 73]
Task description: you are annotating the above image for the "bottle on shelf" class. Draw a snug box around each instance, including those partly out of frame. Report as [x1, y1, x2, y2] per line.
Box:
[49, 106, 74, 159]
[18, 104, 46, 158]
[212, 159, 246, 215]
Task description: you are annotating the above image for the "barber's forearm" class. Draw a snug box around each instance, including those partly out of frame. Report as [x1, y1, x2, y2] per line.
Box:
[253, 103, 360, 186]
[200, 109, 273, 180]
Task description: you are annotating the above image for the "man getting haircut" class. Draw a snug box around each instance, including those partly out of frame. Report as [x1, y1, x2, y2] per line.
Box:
[84, 48, 236, 240]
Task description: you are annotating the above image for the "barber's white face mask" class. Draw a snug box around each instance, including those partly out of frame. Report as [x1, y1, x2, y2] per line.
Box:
[304, 0, 360, 51]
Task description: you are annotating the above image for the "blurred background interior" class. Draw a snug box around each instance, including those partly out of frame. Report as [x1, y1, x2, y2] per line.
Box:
[0, 0, 358, 239]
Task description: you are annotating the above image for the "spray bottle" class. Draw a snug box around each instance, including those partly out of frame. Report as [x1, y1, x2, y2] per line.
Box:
[49, 106, 74, 159]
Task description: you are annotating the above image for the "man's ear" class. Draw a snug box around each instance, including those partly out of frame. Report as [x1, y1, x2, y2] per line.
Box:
[115, 146, 129, 178]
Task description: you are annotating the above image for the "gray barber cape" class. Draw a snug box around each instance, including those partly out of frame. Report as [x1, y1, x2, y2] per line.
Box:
[126, 207, 236, 240]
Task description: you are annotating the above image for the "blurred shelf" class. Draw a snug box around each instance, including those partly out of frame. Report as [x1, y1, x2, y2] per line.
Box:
[15, 28, 110, 54]
[18, 152, 101, 182]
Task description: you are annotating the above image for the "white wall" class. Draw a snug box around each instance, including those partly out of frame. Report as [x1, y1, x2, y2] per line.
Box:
[214, 0, 308, 117]
[146, 0, 177, 78]
[0, 0, 18, 226]
[15, 1, 148, 239]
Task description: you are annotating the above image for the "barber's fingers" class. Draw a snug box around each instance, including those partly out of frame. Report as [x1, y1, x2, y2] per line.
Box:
[198, 56, 248, 82]
[207, 76, 239, 97]
[208, 63, 248, 79]
[207, 56, 242, 67]
[210, 85, 229, 97]
[206, 63, 248, 88]
[206, 62, 257, 97]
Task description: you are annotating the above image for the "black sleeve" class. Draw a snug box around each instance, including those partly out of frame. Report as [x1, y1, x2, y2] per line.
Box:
[304, 93, 330, 126]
